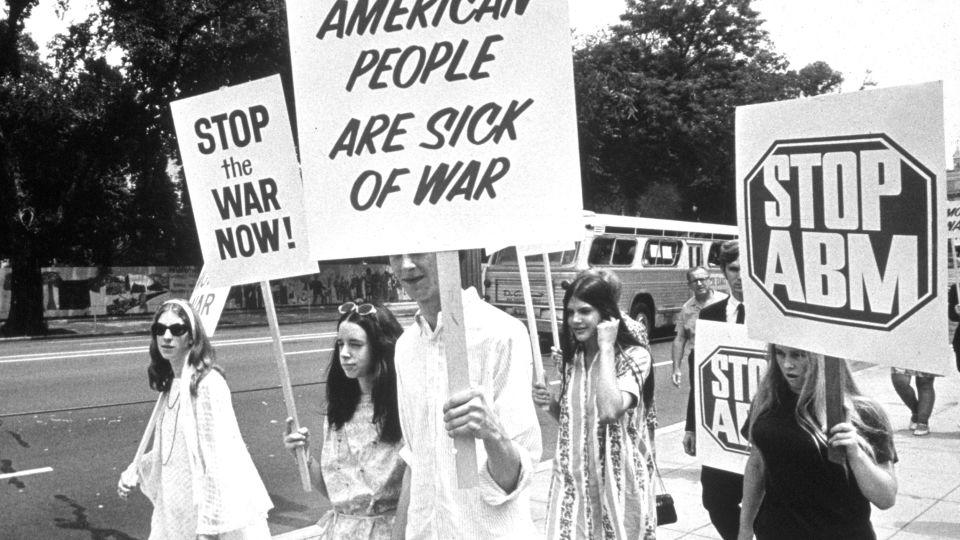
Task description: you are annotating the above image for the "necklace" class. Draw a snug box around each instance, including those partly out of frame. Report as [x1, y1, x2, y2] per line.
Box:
[160, 391, 181, 465]
[165, 384, 181, 409]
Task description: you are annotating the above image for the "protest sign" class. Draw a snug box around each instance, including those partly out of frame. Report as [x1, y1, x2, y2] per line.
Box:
[286, 1, 583, 260]
[694, 321, 767, 474]
[171, 75, 316, 287]
[736, 82, 952, 374]
[188, 266, 230, 338]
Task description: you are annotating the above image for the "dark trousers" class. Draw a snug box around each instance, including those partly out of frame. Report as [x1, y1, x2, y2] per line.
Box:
[702, 466, 745, 540]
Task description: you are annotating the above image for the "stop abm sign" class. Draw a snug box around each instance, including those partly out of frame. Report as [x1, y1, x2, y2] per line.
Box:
[735, 82, 953, 374]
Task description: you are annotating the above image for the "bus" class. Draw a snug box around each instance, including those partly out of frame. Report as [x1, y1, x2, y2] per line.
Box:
[482, 212, 738, 337]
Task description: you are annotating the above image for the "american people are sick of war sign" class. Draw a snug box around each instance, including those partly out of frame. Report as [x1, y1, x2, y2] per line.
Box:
[735, 82, 952, 374]
[286, 0, 583, 260]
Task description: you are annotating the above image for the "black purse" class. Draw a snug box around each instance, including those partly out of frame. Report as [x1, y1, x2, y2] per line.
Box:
[654, 461, 678, 525]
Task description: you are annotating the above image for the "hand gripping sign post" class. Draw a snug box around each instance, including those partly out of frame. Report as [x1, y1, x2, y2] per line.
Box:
[736, 82, 952, 460]
[693, 321, 767, 473]
[171, 75, 317, 491]
[287, 2, 583, 487]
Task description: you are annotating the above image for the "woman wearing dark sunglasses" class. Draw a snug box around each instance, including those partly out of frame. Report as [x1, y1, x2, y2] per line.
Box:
[283, 301, 406, 539]
[117, 299, 272, 539]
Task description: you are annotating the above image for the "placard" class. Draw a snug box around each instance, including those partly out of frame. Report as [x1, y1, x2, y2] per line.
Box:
[171, 75, 316, 286]
[189, 266, 230, 337]
[286, 1, 583, 260]
[736, 82, 952, 374]
[694, 321, 767, 473]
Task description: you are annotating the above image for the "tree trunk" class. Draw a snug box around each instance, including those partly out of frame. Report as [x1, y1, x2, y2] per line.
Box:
[2, 247, 46, 336]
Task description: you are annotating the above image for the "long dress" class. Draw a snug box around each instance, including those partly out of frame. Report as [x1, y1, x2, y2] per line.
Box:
[139, 367, 273, 539]
[545, 344, 657, 540]
[317, 394, 405, 539]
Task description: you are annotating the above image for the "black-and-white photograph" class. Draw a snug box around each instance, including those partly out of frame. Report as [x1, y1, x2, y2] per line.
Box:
[2, 1, 959, 539]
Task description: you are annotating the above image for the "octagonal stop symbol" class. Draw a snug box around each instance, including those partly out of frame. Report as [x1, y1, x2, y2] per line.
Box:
[742, 134, 938, 330]
[698, 346, 767, 454]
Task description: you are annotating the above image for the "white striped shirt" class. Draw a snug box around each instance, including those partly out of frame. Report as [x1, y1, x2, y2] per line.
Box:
[395, 288, 542, 540]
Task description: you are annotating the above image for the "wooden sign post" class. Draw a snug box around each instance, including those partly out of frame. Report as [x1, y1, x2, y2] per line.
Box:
[516, 254, 545, 385]
[824, 356, 846, 465]
[542, 253, 562, 351]
[260, 280, 312, 492]
[436, 251, 479, 488]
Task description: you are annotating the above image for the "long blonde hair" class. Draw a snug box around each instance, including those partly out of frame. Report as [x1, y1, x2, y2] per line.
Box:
[748, 344, 892, 461]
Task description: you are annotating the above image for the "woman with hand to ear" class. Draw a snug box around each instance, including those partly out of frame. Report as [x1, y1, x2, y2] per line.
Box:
[533, 272, 656, 539]
[283, 302, 406, 539]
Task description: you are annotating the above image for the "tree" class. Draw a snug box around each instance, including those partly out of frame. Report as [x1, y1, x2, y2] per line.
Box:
[0, 0, 167, 335]
[573, 0, 844, 223]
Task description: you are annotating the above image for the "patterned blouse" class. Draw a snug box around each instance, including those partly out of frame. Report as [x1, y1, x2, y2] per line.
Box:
[545, 344, 657, 540]
[317, 395, 405, 539]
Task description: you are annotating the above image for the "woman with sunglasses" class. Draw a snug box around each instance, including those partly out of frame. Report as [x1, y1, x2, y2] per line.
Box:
[117, 299, 272, 539]
[533, 272, 656, 539]
[283, 301, 406, 539]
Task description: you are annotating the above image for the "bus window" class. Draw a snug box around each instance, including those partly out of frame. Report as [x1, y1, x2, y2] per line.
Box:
[689, 244, 703, 268]
[589, 237, 615, 265]
[611, 238, 637, 265]
[642, 239, 682, 267]
[707, 241, 724, 267]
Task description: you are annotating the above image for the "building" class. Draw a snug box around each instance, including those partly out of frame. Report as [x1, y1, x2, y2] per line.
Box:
[949, 147, 960, 200]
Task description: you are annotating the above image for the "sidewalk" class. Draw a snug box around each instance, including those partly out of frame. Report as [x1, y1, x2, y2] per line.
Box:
[571, 364, 960, 540]
[276, 364, 960, 540]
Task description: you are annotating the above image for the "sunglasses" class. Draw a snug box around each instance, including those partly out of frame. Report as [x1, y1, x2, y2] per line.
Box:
[338, 302, 377, 316]
[151, 322, 191, 337]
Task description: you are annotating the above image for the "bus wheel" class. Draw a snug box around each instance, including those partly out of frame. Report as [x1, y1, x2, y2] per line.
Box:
[633, 302, 654, 333]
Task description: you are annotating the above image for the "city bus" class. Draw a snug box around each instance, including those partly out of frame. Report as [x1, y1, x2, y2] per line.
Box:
[482, 212, 738, 338]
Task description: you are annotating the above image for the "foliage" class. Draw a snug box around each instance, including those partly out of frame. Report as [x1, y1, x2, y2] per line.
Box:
[574, 0, 844, 223]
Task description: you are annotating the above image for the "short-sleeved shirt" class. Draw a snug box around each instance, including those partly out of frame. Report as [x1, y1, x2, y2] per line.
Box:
[751, 391, 896, 540]
[674, 292, 727, 349]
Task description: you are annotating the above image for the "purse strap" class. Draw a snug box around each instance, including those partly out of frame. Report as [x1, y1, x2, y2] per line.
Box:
[652, 454, 668, 494]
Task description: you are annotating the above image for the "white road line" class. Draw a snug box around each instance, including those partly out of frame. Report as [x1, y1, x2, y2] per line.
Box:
[0, 332, 337, 364]
[0, 466, 53, 480]
[286, 348, 333, 356]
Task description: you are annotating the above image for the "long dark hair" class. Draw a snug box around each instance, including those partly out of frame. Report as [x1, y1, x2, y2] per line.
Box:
[327, 304, 403, 443]
[560, 272, 642, 375]
[147, 299, 219, 396]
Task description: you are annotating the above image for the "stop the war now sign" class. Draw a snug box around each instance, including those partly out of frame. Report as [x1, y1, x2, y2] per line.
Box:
[694, 321, 767, 474]
[171, 75, 316, 287]
[736, 82, 952, 374]
[286, 0, 583, 260]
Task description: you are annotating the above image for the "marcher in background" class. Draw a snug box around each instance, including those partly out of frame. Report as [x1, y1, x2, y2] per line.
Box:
[389, 253, 542, 539]
[738, 344, 898, 540]
[686, 240, 746, 540]
[284, 301, 405, 539]
[533, 271, 656, 539]
[671, 266, 726, 388]
[117, 299, 272, 539]
[889, 368, 937, 436]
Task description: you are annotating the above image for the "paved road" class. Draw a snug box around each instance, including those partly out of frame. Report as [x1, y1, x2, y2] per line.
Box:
[0, 323, 685, 539]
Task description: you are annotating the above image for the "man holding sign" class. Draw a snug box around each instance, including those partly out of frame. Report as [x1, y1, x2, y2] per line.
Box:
[389, 253, 541, 539]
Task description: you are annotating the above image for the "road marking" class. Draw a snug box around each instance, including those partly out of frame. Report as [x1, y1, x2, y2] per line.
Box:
[0, 466, 53, 480]
[286, 348, 333, 356]
[0, 332, 337, 364]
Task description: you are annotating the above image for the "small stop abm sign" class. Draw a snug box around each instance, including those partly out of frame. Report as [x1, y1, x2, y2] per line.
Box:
[698, 346, 767, 454]
[743, 135, 937, 330]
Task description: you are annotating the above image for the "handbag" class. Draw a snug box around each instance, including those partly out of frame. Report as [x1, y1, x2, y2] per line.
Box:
[653, 460, 677, 525]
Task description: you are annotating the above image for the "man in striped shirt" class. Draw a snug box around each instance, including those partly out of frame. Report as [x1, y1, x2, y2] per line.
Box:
[389, 252, 542, 539]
